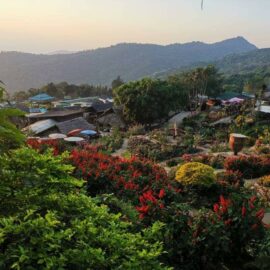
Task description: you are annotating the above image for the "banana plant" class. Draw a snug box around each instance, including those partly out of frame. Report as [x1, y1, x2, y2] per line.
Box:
[0, 81, 25, 152]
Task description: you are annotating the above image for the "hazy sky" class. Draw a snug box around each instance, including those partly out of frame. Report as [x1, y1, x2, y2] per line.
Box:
[0, 0, 269, 53]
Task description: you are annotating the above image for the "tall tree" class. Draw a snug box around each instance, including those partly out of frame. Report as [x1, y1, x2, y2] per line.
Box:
[111, 76, 124, 90]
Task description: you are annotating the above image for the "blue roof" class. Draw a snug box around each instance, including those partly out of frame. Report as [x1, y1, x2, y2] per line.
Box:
[29, 93, 54, 102]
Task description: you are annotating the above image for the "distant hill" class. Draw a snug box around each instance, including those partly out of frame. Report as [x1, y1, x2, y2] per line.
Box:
[214, 48, 270, 75]
[0, 36, 257, 93]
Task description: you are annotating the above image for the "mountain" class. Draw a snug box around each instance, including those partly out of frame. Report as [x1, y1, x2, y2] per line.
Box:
[47, 50, 77, 55]
[0, 36, 257, 93]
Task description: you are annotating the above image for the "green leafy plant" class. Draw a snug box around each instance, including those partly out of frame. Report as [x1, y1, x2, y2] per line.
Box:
[0, 147, 167, 269]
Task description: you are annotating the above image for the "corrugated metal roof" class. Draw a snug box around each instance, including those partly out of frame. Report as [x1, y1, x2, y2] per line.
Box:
[56, 117, 95, 134]
[29, 93, 54, 102]
[23, 119, 58, 135]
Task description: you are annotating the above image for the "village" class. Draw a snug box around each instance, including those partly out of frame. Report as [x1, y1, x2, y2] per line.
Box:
[1, 1, 270, 268]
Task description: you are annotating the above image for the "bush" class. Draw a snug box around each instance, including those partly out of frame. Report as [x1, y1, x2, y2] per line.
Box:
[217, 170, 244, 187]
[97, 127, 123, 153]
[182, 153, 225, 169]
[258, 175, 270, 187]
[224, 155, 270, 179]
[127, 124, 146, 136]
[191, 193, 267, 267]
[0, 147, 167, 269]
[175, 162, 216, 186]
[128, 136, 182, 161]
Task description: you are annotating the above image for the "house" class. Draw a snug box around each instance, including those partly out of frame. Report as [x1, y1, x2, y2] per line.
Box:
[89, 101, 114, 114]
[96, 112, 125, 129]
[22, 119, 58, 136]
[27, 107, 85, 123]
[56, 117, 96, 134]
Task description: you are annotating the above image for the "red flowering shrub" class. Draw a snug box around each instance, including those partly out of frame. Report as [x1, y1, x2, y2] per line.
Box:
[190, 193, 267, 266]
[217, 170, 244, 187]
[27, 137, 60, 155]
[224, 155, 270, 179]
[70, 148, 180, 220]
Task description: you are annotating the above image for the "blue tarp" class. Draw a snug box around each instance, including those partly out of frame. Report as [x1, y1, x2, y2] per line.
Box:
[80, 130, 97, 136]
[29, 93, 54, 102]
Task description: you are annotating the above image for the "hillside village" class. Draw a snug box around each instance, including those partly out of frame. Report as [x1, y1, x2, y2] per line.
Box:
[1, 1, 270, 268]
[1, 61, 270, 268]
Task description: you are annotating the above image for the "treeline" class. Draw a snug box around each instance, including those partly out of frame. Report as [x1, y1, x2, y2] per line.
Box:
[12, 82, 112, 101]
[223, 68, 270, 93]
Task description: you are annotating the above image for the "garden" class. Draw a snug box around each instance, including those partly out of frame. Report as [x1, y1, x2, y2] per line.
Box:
[1, 76, 270, 270]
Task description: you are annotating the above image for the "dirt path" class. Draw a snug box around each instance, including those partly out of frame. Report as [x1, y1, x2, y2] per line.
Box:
[112, 138, 129, 157]
[168, 111, 192, 126]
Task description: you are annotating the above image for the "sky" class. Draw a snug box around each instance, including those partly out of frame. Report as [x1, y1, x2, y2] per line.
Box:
[0, 0, 269, 53]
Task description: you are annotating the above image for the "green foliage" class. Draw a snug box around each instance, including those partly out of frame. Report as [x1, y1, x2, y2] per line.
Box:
[175, 162, 216, 186]
[128, 136, 183, 161]
[97, 128, 123, 153]
[0, 109, 25, 151]
[0, 147, 167, 269]
[114, 78, 187, 125]
[0, 86, 25, 152]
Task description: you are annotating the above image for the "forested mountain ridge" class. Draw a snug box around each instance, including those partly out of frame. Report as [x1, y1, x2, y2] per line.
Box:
[0, 36, 256, 93]
[214, 48, 270, 75]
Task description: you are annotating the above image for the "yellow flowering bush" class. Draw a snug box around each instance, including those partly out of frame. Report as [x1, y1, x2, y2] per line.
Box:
[175, 162, 216, 186]
[258, 175, 270, 187]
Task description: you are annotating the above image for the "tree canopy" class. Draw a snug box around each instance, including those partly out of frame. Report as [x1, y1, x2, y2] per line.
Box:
[113, 78, 187, 125]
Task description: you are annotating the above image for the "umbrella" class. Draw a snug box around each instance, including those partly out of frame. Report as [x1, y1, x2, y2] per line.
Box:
[64, 137, 85, 143]
[49, 133, 67, 139]
[80, 130, 97, 136]
[67, 129, 83, 137]
[228, 97, 244, 103]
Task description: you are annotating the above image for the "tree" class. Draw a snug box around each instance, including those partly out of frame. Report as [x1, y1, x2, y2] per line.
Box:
[113, 78, 187, 125]
[170, 65, 222, 110]
[13, 90, 29, 102]
[111, 75, 124, 90]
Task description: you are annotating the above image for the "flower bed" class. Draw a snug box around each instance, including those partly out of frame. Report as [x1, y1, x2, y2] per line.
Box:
[70, 147, 182, 221]
[224, 155, 270, 179]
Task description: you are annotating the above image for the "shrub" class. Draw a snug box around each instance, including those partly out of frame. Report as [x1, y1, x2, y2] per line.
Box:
[175, 162, 216, 186]
[182, 153, 225, 169]
[97, 127, 123, 153]
[191, 193, 267, 267]
[224, 155, 270, 179]
[217, 170, 244, 187]
[128, 136, 182, 161]
[258, 175, 270, 188]
[127, 124, 146, 136]
[0, 147, 167, 269]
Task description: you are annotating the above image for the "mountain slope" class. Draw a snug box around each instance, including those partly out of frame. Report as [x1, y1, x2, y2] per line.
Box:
[0, 36, 257, 92]
[214, 48, 270, 75]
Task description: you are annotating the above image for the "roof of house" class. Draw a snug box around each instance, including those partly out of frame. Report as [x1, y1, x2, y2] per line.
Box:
[91, 102, 113, 113]
[28, 108, 84, 119]
[29, 93, 55, 102]
[217, 92, 253, 100]
[22, 119, 57, 135]
[97, 112, 125, 128]
[56, 117, 96, 134]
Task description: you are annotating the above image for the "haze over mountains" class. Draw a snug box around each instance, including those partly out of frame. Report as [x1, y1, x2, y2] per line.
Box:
[0, 37, 258, 93]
